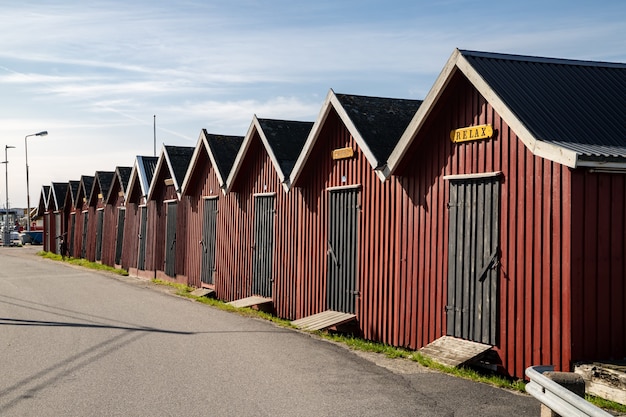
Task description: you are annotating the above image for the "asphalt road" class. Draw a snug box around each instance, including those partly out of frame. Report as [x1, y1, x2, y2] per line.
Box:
[0, 246, 540, 416]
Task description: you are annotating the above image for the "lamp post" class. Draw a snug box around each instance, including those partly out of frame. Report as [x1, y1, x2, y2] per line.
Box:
[3, 145, 15, 247]
[25, 130, 48, 232]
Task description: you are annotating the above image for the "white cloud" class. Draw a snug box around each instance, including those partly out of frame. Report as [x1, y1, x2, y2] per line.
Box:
[0, 0, 624, 208]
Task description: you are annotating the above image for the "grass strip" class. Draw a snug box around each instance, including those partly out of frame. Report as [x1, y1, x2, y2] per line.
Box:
[37, 251, 129, 276]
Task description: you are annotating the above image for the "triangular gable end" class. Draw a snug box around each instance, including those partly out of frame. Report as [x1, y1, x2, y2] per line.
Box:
[36, 185, 51, 216]
[223, 115, 264, 194]
[62, 180, 79, 212]
[181, 131, 211, 196]
[147, 146, 170, 202]
[181, 130, 244, 196]
[290, 89, 416, 188]
[88, 171, 114, 207]
[147, 145, 194, 202]
[386, 48, 624, 176]
[104, 167, 132, 205]
[226, 116, 311, 194]
[78, 176, 95, 209]
[50, 182, 68, 212]
[127, 156, 158, 205]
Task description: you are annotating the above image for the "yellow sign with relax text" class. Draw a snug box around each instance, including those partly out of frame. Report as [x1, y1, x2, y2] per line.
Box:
[450, 124, 493, 143]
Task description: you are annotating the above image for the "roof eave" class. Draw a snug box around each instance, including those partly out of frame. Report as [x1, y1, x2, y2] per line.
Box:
[289, 89, 383, 189]
[224, 116, 258, 194]
[180, 131, 206, 196]
[386, 49, 463, 177]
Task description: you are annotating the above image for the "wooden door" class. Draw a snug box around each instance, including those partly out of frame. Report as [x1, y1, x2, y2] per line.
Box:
[326, 188, 359, 314]
[446, 175, 500, 345]
[201, 198, 218, 285]
[252, 195, 275, 297]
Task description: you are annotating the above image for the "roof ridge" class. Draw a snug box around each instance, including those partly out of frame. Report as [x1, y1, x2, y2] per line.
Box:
[460, 49, 626, 68]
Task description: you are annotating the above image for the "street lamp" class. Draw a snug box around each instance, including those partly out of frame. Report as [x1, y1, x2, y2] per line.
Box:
[3, 145, 16, 247]
[25, 130, 48, 232]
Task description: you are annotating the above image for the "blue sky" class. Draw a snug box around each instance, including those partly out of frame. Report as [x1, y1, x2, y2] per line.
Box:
[1, 0, 624, 208]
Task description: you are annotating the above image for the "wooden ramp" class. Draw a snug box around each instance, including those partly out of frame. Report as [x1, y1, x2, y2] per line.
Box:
[418, 336, 492, 367]
[292, 310, 356, 331]
[227, 295, 273, 309]
[190, 288, 215, 298]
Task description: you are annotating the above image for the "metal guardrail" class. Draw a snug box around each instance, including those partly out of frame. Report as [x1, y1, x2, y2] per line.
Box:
[525, 365, 612, 417]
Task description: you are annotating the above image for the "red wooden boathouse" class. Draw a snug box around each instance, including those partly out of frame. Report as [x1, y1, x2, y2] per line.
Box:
[36, 185, 51, 251]
[180, 130, 243, 290]
[125, 156, 158, 276]
[71, 175, 94, 259]
[101, 166, 131, 268]
[384, 49, 626, 379]
[85, 171, 115, 262]
[62, 180, 80, 256]
[145, 145, 194, 282]
[221, 117, 312, 315]
[47, 182, 69, 254]
[288, 90, 422, 329]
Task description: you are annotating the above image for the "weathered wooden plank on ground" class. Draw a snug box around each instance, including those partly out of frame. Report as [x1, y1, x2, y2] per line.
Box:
[292, 310, 356, 331]
[418, 335, 492, 367]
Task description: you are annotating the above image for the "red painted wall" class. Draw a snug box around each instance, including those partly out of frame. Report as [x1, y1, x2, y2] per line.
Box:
[293, 109, 402, 334]
[101, 180, 125, 267]
[182, 148, 223, 289]
[571, 170, 626, 364]
[396, 72, 573, 378]
[216, 135, 294, 305]
[122, 178, 143, 272]
[147, 166, 177, 279]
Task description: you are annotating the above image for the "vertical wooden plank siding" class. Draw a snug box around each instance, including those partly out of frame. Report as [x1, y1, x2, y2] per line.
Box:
[252, 195, 275, 298]
[164, 201, 178, 278]
[102, 180, 125, 267]
[72, 208, 84, 259]
[54, 212, 62, 254]
[148, 166, 177, 279]
[294, 110, 402, 343]
[121, 182, 142, 271]
[114, 208, 125, 266]
[397, 73, 572, 379]
[182, 148, 222, 289]
[44, 212, 51, 252]
[95, 209, 104, 261]
[214, 189, 248, 301]
[212, 133, 300, 319]
[68, 212, 76, 256]
[85, 204, 98, 262]
[570, 171, 626, 364]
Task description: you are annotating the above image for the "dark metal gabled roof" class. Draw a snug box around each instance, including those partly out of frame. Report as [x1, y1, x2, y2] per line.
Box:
[50, 182, 69, 211]
[137, 156, 159, 189]
[164, 145, 195, 189]
[36, 185, 51, 216]
[459, 50, 626, 163]
[78, 176, 94, 209]
[116, 166, 132, 192]
[290, 89, 424, 187]
[257, 118, 313, 178]
[203, 131, 244, 183]
[126, 156, 158, 203]
[67, 180, 80, 208]
[335, 93, 423, 166]
[91, 171, 115, 204]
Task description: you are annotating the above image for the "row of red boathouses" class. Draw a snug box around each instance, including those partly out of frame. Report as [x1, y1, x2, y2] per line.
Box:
[37, 49, 626, 380]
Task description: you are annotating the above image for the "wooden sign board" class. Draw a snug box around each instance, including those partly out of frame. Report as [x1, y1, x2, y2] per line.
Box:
[450, 124, 493, 143]
[332, 147, 354, 160]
